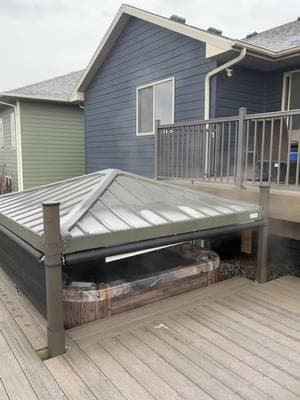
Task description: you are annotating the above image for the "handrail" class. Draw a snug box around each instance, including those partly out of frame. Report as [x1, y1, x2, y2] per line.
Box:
[159, 115, 239, 129]
[155, 107, 300, 190]
[245, 108, 300, 120]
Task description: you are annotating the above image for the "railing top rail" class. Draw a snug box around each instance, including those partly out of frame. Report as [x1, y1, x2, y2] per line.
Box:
[158, 108, 300, 129]
[245, 108, 300, 120]
[159, 115, 239, 129]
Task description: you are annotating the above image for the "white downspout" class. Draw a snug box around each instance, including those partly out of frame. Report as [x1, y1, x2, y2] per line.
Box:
[0, 99, 23, 191]
[204, 47, 247, 174]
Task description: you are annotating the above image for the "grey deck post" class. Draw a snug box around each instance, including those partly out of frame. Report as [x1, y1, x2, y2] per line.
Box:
[256, 184, 270, 283]
[236, 107, 247, 187]
[154, 119, 160, 179]
[42, 201, 65, 357]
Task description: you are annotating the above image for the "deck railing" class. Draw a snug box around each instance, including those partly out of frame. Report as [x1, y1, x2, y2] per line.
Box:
[155, 108, 300, 189]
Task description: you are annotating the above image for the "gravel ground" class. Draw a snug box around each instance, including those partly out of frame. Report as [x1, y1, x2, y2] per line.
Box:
[218, 255, 300, 282]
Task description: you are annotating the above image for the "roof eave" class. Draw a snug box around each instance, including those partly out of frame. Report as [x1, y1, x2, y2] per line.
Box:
[235, 40, 300, 61]
[72, 4, 235, 97]
[0, 92, 80, 104]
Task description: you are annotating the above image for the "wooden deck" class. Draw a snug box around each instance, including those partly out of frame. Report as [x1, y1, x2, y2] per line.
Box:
[0, 268, 299, 399]
[168, 179, 300, 240]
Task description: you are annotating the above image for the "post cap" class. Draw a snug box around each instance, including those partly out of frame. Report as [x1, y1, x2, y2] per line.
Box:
[42, 201, 61, 207]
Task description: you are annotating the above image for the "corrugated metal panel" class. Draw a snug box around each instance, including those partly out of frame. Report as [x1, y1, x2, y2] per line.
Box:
[0, 169, 263, 254]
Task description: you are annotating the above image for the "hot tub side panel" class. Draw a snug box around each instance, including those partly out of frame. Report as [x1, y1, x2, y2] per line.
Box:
[0, 226, 46, 316]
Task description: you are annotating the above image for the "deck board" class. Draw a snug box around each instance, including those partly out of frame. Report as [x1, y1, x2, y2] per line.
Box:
[0, 266, 299, 400]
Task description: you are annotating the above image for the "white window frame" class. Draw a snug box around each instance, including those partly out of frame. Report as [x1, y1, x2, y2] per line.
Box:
[0, 118, 4, 150]
[136, 77, 175, 136]
[10, 112, 16, 149]
[281, 68, 300, 111]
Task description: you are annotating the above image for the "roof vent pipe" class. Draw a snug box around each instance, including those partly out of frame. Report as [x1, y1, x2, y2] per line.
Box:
[170, 15, 186, 24]
[246, 31, 258, 39]
[207, 27, 223, 35]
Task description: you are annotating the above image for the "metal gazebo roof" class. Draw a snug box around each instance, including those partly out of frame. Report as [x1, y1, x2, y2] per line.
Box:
[0, 169, 263, 255]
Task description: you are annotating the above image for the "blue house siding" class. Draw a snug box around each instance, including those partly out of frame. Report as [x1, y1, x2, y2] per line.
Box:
[215, 67, 286, 117]
[85, 17, 216, 177]
[215, 66, 267, 117]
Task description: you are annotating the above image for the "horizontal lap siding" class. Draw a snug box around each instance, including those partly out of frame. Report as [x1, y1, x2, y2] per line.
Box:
[21, 101, 85, 189]
[85, 16, 216, 177]
[215, 66, 266, 117]
[215, 67, 286, 117]
[0, 106, 18, 190]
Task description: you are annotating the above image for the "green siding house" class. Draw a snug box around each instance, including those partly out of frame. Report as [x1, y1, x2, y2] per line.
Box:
[0, 71, 85, 191]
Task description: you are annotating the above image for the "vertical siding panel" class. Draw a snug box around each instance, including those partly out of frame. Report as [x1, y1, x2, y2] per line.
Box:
[85, 16, 216, 177]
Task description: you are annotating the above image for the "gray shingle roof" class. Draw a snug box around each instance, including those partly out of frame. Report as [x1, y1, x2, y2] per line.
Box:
[242, 19, 300, 53]
[3, 70, 84, 102]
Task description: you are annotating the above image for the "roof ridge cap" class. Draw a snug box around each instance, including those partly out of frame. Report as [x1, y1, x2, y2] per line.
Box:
[61, 169, 119, 235]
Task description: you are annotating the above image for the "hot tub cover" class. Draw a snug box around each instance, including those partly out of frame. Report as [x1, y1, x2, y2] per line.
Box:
[0, 169, 263, 254]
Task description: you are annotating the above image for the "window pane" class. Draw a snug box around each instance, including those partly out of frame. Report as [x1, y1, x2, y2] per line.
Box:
[10, 112, 16, 149]
[155, 80, 173, 125]
[138, 86, 153, 133]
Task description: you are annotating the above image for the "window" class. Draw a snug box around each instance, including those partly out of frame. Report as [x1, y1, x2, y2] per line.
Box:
[282, 70, 300, 130]
[136, 78, 174, 135]
[0, 118, 4, 150]
[10, 112, 16, 149]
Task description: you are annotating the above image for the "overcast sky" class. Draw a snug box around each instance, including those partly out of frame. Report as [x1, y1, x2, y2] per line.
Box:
[0, 0, 298, 91]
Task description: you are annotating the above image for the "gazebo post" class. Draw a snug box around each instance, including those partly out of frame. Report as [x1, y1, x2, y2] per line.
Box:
[256, 184, 270, 284]
[42, 201, 65, 357]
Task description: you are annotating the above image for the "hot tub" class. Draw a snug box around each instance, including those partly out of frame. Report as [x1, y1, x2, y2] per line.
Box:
[63, 243, 220, 329]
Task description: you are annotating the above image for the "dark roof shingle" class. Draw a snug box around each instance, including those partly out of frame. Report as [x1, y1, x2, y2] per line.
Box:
[242, 19, 300, 52]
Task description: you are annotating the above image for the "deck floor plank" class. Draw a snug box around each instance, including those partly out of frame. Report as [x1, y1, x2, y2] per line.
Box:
[178, 309, 300, 391]
[45, 356, 98, 400]
[0, 268, 46, 350]
[135, 325, 270, 400]
[118, 331, 218, 400]
[85, 343, 156, 400]
[0, 266, 299, 400]
[165, 315, 299, 400]
[191, 303, 300, 374]
[63, 341, 128, 400]
[0, 328, 39, 400]
[100, 336, 185, 400]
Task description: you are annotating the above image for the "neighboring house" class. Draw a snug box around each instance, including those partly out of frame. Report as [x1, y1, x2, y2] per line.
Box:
[0, 70, 85, 191]
[72, 4, 300, 177]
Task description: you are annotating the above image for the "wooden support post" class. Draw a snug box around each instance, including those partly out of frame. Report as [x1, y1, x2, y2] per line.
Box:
[43, 201, 65, 357]
[236, 107, 247, 187]
[256, 184, 270, 283]
[154, 119, 160, 179]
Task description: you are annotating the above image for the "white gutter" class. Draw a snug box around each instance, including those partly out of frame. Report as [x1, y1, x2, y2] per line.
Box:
[204, 47, 247, 120]
[0, 99, 23, 191]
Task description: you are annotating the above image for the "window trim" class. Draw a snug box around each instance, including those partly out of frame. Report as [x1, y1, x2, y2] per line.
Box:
[10, 112, 16, 149]
[136, 77, 175, 136]
[281, 68, 300, 111]
[0, 118, 4, 150]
